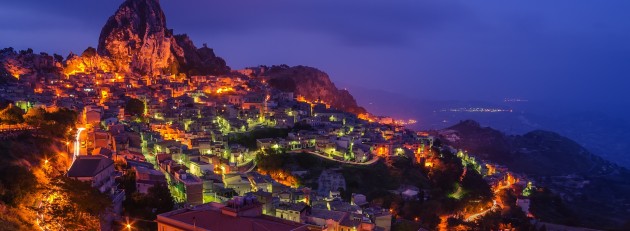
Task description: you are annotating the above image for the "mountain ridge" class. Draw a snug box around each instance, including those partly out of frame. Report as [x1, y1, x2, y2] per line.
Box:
[439, 119, 630, 228]
[441, 119, 618, 176]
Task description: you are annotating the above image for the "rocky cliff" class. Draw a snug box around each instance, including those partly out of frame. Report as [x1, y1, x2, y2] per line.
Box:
[97, 0, 228, 76]
[63, 47, 115, 76]
[262, 65, 367, 114]
[1, 0, 365, 116]
[0, 47, 62, 82]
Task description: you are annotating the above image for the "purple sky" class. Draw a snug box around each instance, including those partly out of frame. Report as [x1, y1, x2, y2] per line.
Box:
[1, 0, 629, 107]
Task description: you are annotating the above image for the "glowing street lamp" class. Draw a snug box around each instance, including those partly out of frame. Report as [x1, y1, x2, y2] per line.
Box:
[124, 217, 133, 230]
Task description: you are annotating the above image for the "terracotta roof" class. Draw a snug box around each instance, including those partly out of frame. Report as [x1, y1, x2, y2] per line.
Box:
[157, 204, 307, 231]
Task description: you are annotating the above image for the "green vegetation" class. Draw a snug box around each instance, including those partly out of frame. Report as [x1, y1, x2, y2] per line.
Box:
[26, 107, 77, 138]
[125, 98, 145, 117]
[0, 104, 24, 124]
[472, 189, 534, 230]
[229, 127, 289, 149]
[0, 164, 37, 206]
[0, 134, 110, 230]
[529, 188, 578, 225]
[392, 219, 423, 231]
[255, 144, 502, 230]
[0, 105, 77, 138]
[449, 120, 630, 229]
[0, 107, 97, 229]
[117, 168, 175, 230]
[54, 176, 112, 217]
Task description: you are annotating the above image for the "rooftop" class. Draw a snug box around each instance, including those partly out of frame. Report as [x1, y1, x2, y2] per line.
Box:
[67, 155, 113, 178]
[157, 203, 308, 231]
[309, 208, 346, 221]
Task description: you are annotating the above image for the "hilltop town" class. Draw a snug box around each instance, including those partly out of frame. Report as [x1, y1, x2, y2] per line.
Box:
[0, 0, 560, 230]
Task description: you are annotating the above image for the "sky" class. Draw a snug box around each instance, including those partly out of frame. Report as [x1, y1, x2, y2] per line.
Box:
[1, 0, 629, 109]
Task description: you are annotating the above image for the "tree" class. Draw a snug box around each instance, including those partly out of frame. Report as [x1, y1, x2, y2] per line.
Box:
[55, 177, 111, 216]
[125, 98, 145, 117]
[146, 184, 175, 214]
[53, 53, 64, 63]
[0, 165, 37, 206]
[0, 104, 24, 124]
[33, 108, 78, 138]
[23, 107, 46, 127]
[461, 166, 493, 202]
[118, 169, 137, 196]
[123, 183, 174, 230]
[292, 121, 314, 131]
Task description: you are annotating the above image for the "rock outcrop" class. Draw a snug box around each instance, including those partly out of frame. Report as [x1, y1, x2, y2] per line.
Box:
[262, 65, 367, 114]
[173, 35, 230, 76]
[63, 47, 115, 76]
[0, 47, 62, 82]
[97, 0, 229, 76]
[1, 0, 366, 116]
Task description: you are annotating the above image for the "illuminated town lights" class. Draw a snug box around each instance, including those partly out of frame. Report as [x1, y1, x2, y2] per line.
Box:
[216, 87, 234, 94]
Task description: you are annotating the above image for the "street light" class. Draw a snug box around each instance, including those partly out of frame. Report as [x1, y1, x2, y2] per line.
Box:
[124, 218, 133, 230]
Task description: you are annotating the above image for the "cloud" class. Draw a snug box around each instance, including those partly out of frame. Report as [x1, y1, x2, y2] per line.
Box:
[161, 0, 471, 47]
[1, 0, 629, 105]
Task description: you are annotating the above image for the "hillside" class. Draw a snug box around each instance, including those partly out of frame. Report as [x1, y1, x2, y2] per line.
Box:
[440, 120, 630, 229]
[442, 120, 614, 176]
[261, 65, 367, 114]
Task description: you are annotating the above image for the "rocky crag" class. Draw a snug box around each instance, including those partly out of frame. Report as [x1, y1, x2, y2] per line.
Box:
[97, 0, 228, 76]
[1, 0, 364, 114]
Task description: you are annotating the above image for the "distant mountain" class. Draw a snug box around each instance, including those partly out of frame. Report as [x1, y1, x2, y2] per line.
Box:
[441, 120, 630, 229]
[346, 85, 630, 169]
[442, 120, 616, 176]
[539, 111, 630, 169]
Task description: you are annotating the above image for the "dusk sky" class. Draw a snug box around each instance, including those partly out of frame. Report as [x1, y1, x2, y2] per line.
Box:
[2, 0, 629, 107]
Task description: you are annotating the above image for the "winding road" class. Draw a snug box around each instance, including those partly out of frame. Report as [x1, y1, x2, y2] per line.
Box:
[288, 150, 380, 166]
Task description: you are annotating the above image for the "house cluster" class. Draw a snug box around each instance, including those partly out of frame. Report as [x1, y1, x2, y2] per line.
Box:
[5, 66, 437, 230]
[157, 170, 393, 231]
[66, 155, 125, 230]
[445, 147, 536, 216]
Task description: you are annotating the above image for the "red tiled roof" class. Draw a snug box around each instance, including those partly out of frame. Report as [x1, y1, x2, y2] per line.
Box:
[158, 207, 306, 231]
